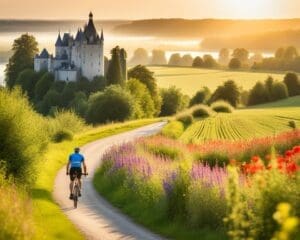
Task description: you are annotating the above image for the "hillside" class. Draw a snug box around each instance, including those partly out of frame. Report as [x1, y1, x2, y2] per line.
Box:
[250, 96, 300, 108]
[150, 66, 286, 96]
[113, 18, 300, 38]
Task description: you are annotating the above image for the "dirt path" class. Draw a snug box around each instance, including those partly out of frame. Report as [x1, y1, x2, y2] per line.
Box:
[53, 122, 166, 240]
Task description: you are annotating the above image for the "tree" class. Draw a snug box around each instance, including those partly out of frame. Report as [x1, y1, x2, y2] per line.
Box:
[270, 82, 289, 101]
[128, 65, 161, 115]
[275, 47, 285, 59]
[168, 53, 181, 66]
[130, 48, 149, 65]
[40, 89, 62, 115]
[106, 46, 123, 86]
[5, 34, 39, 89]
[192, 56, 204, 67]
[264, 76, 274, 101]
[228, 58, 241, 69]
[151, 49, 167, 65]
[34, 72, 54, 101]
[189, 87, 211, 106]
[75, 77, 90, 95]
[248, 82, 269, 106]
[126, 78, 155, 118]
[15, 68, 40, 100]
[160, 86, 187, 116]
[180, 54, 193, 66]
[250, 53, 263, 65]
[90, 76, 106, 93]
[86, 85, 134, 124]
[61, 82, 76, 107]
[232, 48, 249, 64]
[210, 80, 240, 107]
[69, 91, 88, 118]
[284, 46, 298, 60]
[203, 55, 217, 68]
[104, 56, 109, 75]
[51, 80, 66, 93]
[283, 72, 300, 96]
[219, 48, 230, 65]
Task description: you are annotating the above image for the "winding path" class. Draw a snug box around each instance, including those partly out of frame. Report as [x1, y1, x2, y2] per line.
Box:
[53, 122, 166, 240]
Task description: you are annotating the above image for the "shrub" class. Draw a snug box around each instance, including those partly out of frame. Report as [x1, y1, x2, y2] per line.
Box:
[189, 87, 211, 106]
[160, 86, 188, 116]
[211, 101, 234, 113]
[52, 129, 73, 143]
[34, 72, 54, 101]
[147, 145, 182, 160]
[161, 121, 184, 139]
[0, 88, 48, 184]
[86, 85, 134, 124]
[210, 80, 240, 107]
[192, 104, 214, 118]
[283, 72, 300, 96]
[192, 56, 204, 67]
[176, 114, 193, 127]
[248, 81, 269, 106]
[0, 173, 34, 239]
[270, 81, 289, 101]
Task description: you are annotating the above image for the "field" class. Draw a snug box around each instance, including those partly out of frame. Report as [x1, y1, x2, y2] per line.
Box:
[150, 66, 286, 95]
[180, 96, 300, 143]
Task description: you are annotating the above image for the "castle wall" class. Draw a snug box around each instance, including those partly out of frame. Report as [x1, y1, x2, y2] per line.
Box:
[56, 69, 78, 82]
[34, 58, 48, 72]
[80, 43, 104, 80]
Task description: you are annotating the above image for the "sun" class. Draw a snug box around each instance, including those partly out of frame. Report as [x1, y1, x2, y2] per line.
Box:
[226, 0, 271, 19]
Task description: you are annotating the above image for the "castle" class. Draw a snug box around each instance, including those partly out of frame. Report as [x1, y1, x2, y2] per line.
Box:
[34, 12, 104, 81]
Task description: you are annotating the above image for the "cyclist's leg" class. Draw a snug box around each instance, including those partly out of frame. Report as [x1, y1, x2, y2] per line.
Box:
[69, 168, 76, 198]
[78, 168, 82, 196]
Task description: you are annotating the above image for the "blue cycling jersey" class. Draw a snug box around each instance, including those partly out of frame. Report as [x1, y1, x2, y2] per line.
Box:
[69, 153, 84, 168]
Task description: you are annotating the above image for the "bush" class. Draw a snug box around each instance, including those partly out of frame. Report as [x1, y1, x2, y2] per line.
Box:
[270, 81, 289, 101]
[248, 81, 269, 106]
[189, 87, 211, 106]
[0, 88, 48, 185]
[161, 121, 184, 139]
[52, 129, 73, 143]
[192, 105, 214, 118]
[192, 56, 204, 67]
[34, 72, 54, 101]
[160, 86, 188, 116]
[0, 173, 34, 239]
[283, 72, 300, 96]
[211, 101, 234, 113]
[147, 145, 182, 160]
[86, 85, 134, 124]
[176, 114, 194, 127]
[210, 80, 240, 107]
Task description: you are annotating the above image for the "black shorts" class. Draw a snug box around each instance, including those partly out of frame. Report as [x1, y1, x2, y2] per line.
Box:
[70, 167, 82, 181]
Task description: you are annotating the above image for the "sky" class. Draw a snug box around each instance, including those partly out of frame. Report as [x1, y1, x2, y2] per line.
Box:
[0, 0, 299, 20]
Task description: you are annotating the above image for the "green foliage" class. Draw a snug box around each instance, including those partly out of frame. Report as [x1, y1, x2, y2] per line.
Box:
[283, 72, 300, 97]
[210, 80, 240, 107]
[61, 82, 76, 108]
[52, 129, 73, 143]
[90, 76, 106, 93]
[176, 114, 194, 128]
[228, 58, 241, 69]
[40, 89, 61, 115]
[232, 48, 249, 64]
[106, 46, 124, 86]
[161, 121, 184, 139]
[5, 33, 38, 89]
[192, 56, 204, 67]
[15, 68, 40, 100]
[69, 91, 88, 118]
[147, 144, 182, 160]
[270, 81, 289, 101]
[0, 173, 34, 240]
[248, 81, 269, 106]
[168, 53, 181, 66]
[126, 79, 155, 118]
[86, 85, 134, 124]
[128, 65, 162, 115]
[189, 87, 211, 106]
[211, 101, 234, 113]
[34, 72, 54, 101]
[0, 88, 47, 185]
[51, 80, 66, 93]
[192, 104, 214, 118]
[75, 77, 90, 95]
[160, 86, 188, 116]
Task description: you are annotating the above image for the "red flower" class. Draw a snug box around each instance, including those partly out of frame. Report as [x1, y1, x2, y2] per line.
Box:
[285, 150, 293, 158]
[292, 146, 300, 155]
[251, 156, 260, 163]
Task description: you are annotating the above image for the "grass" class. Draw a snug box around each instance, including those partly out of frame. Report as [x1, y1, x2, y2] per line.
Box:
[94, 169, 226, 240]
[249, 95, 300, 108]
[180, 105, 300, 143]
[150, 66, 286, 96]
[31, 119, 160, 240]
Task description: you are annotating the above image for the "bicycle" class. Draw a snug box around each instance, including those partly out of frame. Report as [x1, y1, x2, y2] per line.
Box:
[69, 170, 88, 208]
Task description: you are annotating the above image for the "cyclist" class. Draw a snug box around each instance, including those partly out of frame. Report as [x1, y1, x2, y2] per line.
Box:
[66, 147, 87, 200]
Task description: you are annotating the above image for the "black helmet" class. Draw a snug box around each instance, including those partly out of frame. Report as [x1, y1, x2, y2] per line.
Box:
[74, 147, 80, 153]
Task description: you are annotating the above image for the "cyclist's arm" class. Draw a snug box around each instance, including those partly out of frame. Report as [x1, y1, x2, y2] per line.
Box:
[82, 159, 87, 174]
[66, 158, 71, 174]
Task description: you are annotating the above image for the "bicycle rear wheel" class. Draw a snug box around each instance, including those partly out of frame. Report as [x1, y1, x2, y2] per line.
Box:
[73, 186, 79, 208]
